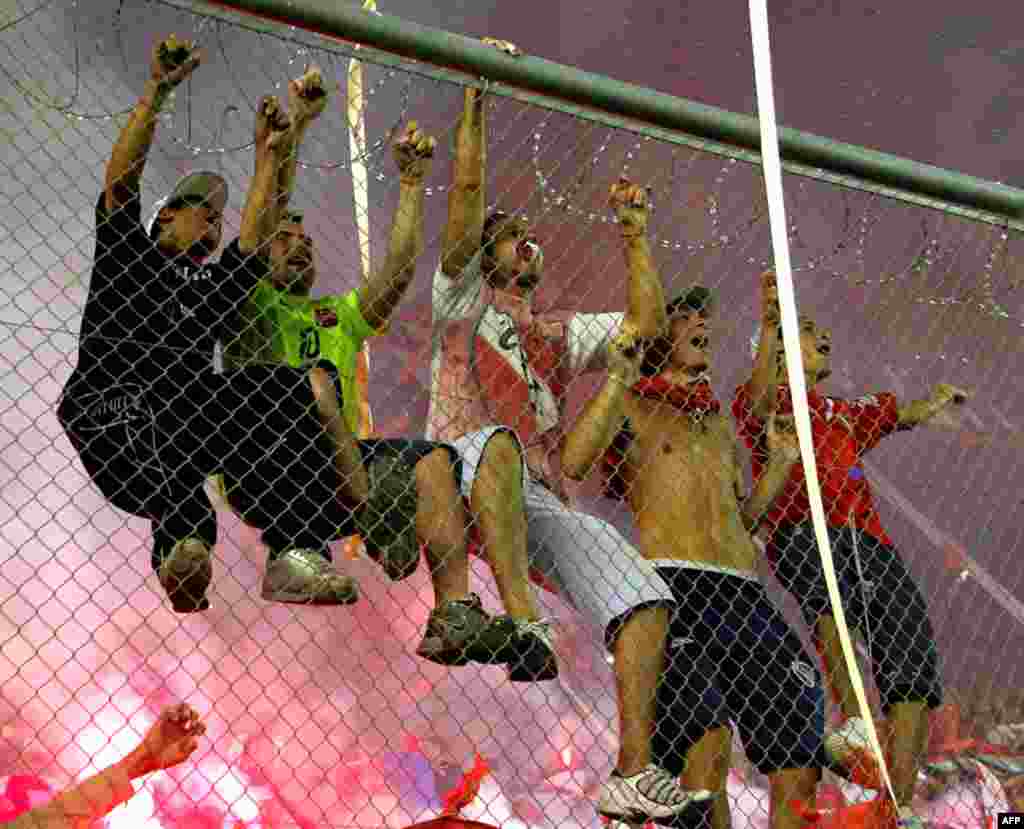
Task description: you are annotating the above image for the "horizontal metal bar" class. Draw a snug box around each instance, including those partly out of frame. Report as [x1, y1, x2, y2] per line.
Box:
[192, 0, 1024, 225]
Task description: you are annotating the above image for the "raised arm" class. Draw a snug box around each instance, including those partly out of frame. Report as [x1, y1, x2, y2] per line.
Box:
[737, 414, 799, 532]
[562, 333, 644, 480]
[609, 179, 667, 339]
[268, 66, 328, 236]
[897, 383, 969, 427]
[747, 269, 782, 419]
[104, 36, 200, 213]
[238, 96, 292, 256]
[356, 123, 436, 330]
[9, 706, 205, 829]
[441, 86, 487, 278]
[440, 38, 519, 278]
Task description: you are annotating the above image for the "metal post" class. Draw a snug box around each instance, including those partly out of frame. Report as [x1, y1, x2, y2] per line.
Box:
[201, 0, 1024, 221]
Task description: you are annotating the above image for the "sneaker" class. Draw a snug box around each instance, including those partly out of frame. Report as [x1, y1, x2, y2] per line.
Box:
[824, 716, 884, 790]
[261, 549, 359, 605]
[356, 454, 421, 581]
[503, 618, 559, 683]
[597, 764, 714, 823]
[416, 594, 501, 666]
[158, 538, 213, 613]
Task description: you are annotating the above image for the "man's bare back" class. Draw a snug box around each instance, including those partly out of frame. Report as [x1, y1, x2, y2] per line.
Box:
[623, 404, 757, 572]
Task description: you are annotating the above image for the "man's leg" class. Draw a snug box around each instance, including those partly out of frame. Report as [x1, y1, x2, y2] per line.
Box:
[408, 443, 509, 668]
[613, 604, 672, 774]
[471, 430, 538, 620]
[413, 446, 471, 606]
[651, 595, 733, 829]
[886, 701, 929, 807]
[308, 366, 368, 506]
[865, 536, 942, 812]
[679, 729, 732, 829]
[521, 498, 709, 819]
[718, 574, 824, 829]
[444, 428, 556, 681]
[772, 524, 883, 789]
[215, 365, 359, 605]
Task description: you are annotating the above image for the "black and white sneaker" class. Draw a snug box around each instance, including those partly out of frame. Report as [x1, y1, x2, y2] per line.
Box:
[504, 618, 558, 682]
[597, 764, 713, 823]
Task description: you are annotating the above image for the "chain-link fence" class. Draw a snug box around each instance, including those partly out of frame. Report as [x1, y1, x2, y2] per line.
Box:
[2, 1, 1024, 828]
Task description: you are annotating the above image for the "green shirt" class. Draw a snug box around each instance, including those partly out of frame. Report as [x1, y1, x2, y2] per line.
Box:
[224, 280, 378, 433]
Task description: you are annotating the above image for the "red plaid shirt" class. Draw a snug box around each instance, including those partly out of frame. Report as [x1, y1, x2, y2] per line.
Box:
[732, 383, 903, 545]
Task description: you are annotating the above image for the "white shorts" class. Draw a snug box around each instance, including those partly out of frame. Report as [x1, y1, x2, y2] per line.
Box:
[451, 426, 673, 644]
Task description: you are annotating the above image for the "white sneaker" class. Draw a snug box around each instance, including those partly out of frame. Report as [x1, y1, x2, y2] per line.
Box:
[824, 717, 883, 790]
[597, 764, 713, 822]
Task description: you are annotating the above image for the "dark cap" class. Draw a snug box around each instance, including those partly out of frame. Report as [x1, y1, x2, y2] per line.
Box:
[666, 285, 713, 317]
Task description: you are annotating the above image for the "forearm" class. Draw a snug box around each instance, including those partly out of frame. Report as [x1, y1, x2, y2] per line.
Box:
[239, 154, 281, 255]
[105, 81, 167, 207]
[621, 234, 667, 338]
[360, 180, 425, 327]
[271, 122, 309, 233]
[22, 751, 150, 829]
[897, 395, 937, 427]
[749, 322, 780, 418]
[740, 454, 796, 531]
[441, 88, 486, 276]
[561, 378, 630, 480]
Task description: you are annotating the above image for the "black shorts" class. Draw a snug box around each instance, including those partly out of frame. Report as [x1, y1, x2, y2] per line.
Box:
[652, 567, 826, 776]
[225, 434, 461, 554]
[57, 364, 387, 569]
[768, 523, 943, 712]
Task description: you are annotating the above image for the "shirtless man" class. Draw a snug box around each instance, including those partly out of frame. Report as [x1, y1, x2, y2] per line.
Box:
[561, 282, 831, 829]
[734, 270, 968, 828]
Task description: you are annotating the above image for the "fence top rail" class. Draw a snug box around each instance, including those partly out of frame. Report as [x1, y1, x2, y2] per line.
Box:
[185, 0, 1024, 229]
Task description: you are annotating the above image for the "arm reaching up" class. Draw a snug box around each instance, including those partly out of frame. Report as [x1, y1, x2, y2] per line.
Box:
[440, 38, 519, 278]
[7, 705, 206, 829]
[238, 95, 292, 256]
[609, 178, 667, 339]
[561, 332, 645, 481]
[747, 269, 782, 418]
[897, 383, 970, 427]
[738, 413, 800, 532]
[357, 122, 436, 330]
[270, 65, 328, 234]
[105, 35, 201, 213]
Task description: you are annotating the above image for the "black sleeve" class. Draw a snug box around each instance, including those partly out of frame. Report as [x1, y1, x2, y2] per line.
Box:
[214, 239, 271, 330]
[95, 190, 149, 257]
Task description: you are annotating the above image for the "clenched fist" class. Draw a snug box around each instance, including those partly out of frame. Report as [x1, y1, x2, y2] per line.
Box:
[289, 65, 328, 128]
[255, 94, 292, 155]
[609, 177, 651, 238]
[393, 121, 436, 183]
[150, 35, 201, 93]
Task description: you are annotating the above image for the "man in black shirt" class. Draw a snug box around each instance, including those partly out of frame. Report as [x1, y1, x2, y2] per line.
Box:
[58, 37, 370, 612]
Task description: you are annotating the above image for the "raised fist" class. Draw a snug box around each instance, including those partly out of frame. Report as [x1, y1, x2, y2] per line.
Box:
[608, 330, 646, 389]
[609, 177, 651, 237]
[393, 121, 436, 183]
[289, 64, 328, 128]
[931, 383, 970, 409]
[139, 704, 207, 773]
[255, 94, 292, 155]
[150, 35, 201, 91]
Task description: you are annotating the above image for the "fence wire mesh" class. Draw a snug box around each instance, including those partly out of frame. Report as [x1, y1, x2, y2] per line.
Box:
[2, 2, 1024, 829]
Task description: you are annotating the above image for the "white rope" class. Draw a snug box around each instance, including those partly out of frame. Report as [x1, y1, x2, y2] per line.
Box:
[747, 0, 897, 806]
[348, 0, 376, 437]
